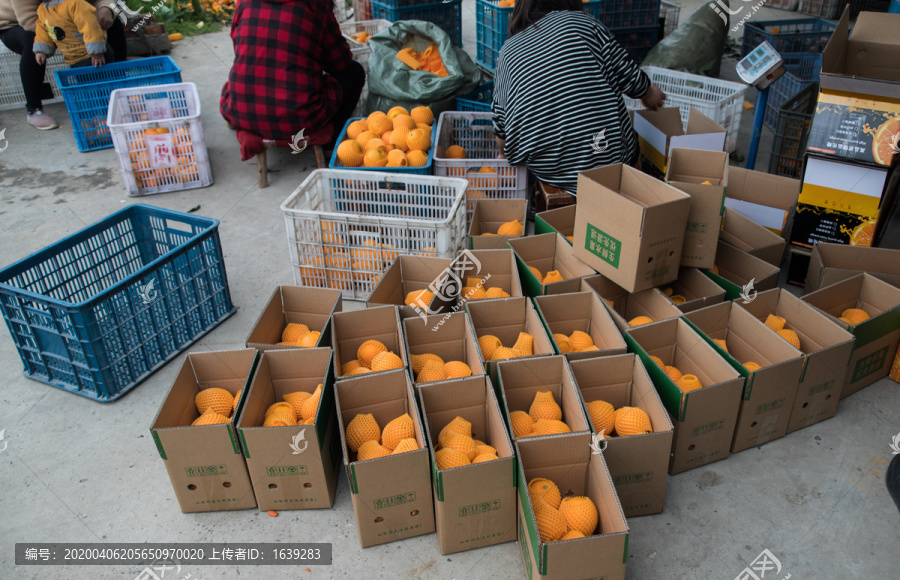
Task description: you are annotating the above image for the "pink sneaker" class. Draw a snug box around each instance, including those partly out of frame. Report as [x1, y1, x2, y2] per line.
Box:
[26, 110, 59, 130]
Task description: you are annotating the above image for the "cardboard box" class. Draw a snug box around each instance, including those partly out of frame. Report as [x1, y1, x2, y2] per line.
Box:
[724, 166, 800, 239]
[580, 276, 682, 331]
[533, 291, 627, 361]
[787, 247, 812, 287]
[801, 273, 900, 398]
[665, 148, 729, 269]
[331, 306, 406, 380]
[720, 207, 786, 267]
[151, 349, 259, 513]
[634, 107, 727, 178]
[236, 348, 339, 510]
[516, 434, 629, 580]
[573, 164, 691, 293]
[403, 311, 485, 384]
[657, 267, 727, 313]
[416, 375, 517, 554]
[508, 233, 596, 296]
[568, 354, 674, 516]
[366, 255, 454, 319]
[454, 249, 524, 302]
[804, 242, 900, 293]
[683, 302, 805, 453]
[624, 318, 744, 474]
[334, 369, 435, 548]
[736, 288, 855, 433]
[246, 286, 341, 351]
[466, 296, 554, 384]
[703, 241, 780, 301]
[469, 199, 530, 251]
[534, 204, 576, 243]
[535, 181, 576, 213]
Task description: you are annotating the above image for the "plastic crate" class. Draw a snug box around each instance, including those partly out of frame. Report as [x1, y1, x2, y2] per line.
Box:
[609, 25, 660, 63]
[624, 67, 748, 153]
[763, 0, 799, 10]
[329, 116, 435, 175]
[340, 19, 392, 66]
[764, 53, 822, 130]
[456, 81, 494, 112]
[798, 0, 841, 18]
[353, 0, 373, 20]
[0, 43, 68, 111]
[54, 56, 182, 152]
[370, 0, 462, 46]
[769, 82, 818, 178]
[333, 0, 353, 22]
[281, 170, 468, 300]
[433, 111, 530, 225]
[587, 0, 660, 28]
[741, 18, 836, 57]
[0, 204, 235, 402]
[660, 1, 681, 37]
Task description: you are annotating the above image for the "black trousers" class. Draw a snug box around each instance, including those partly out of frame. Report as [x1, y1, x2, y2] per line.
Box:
[329, 60, 366, 145]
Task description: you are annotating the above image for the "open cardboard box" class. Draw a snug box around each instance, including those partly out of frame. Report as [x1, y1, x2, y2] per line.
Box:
[403, 311, 485, 385]
[534, 204, 576, 243]
[683, 302, 805, 453]
[508, 232, 596, 296]
[580, 276, 682, 334]
[720, 207, 786, 267]
[573, 164, 691, 293]
[236, 348, 339, 510]
[416, 375, 517, 554]
[665, 147, 729, 269]
[331, 306, 406, 380]
[703, 240, 779, 301]
[366, 255, 455, 320]
[151, 349, 260, 513]
[802, 273, 900, 399]
[246, 286, 341, 351]
[569, 354, 674, 516]
[805, 243, 900, 293]
[334, 369, 435, 548]
[534, 291, 627, 361]
[625, 318, 744, 474]
[724, 166, 800, 237]
[468, 198, 529, 250]
[633, 107, 727, 178]
[453, 249, 523, 302]
[516, 434, 629, 580]
[657, 267, 727, 313]
[736, 288, 855, 433]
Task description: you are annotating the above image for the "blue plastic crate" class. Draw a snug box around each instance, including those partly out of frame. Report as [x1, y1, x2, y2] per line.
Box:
[764, 53, 822, 130]
[329, 117, 434, 175]
[0, 204, 235, 402]
[587, 0, 661, 28]
[370, 0, 462, 46]
[741, 18, 836, 58]
[456, 81, 494, 112]
[609, 25, 660, 63]
[54, 56, 182, 152]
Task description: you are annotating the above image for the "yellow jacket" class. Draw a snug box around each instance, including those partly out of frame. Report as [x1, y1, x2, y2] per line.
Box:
[33, 0, 107, 64]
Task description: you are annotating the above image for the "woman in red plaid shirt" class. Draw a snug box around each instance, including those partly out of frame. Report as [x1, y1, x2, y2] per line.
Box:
[220, 0, 364, 146]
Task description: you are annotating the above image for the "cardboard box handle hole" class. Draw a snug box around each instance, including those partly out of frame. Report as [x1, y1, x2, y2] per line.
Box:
[222, 482, 232, 488]
[187, 484, 197, 491]
[268, 484, 278, 490]
[687, 444, 695, 450]
[374, 517, 384, 523]
[304, 483, 313, 488]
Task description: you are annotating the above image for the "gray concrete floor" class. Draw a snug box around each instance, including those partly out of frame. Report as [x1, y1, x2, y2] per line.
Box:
[1, 2, 899, 579]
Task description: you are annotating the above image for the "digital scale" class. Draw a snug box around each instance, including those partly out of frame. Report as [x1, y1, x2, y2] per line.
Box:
[737, 42, 786, 170]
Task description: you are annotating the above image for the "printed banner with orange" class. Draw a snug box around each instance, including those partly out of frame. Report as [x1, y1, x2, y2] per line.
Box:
[807, 92, 900, 167]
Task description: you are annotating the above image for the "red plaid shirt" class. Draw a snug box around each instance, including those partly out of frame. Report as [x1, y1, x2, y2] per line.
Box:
[220, 0, 354, 142]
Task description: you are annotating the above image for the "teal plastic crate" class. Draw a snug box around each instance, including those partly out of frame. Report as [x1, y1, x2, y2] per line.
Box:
[456, 82, 493, 112]
[329, 116, 434, 175]
[370, 0, 462, 46]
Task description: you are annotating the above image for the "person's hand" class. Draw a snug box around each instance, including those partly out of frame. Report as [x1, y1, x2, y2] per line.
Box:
[640, 83, 666, 111]
[92, 53, 106, 67]
[35, 52, 47, 65]
[97, 6, 115, 30]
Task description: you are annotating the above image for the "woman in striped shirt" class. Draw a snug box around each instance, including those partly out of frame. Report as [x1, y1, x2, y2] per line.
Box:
[492, 0, 666, 194]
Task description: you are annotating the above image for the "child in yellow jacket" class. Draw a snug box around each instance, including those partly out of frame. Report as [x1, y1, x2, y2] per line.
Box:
[33, 0, 113, 67]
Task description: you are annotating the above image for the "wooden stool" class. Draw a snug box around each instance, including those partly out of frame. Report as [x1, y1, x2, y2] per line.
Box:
[535, 181, 576, 213]
[257, 142, 327, 188]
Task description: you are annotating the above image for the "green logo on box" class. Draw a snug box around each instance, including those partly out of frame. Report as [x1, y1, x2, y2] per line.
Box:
[687, 222, 707, 234]
[185, 465, 227, 477]
[584, 224, 621, 268]
[851, 346, 889, 383]
[613, 472, 653, 485]
[373, 492, 416, 510]
[755, 398, 786, 415]
[692, 420, 725, 437]
[459, 500, 501, 518]
[808, 379, 835, 396]
[266, 465, 308, 477]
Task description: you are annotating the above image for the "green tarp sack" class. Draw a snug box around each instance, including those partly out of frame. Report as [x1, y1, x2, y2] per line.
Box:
[641, 0, 730, 77]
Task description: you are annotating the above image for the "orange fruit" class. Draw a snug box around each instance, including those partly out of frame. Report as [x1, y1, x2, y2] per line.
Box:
[348, 366, 372, 375]
[444, 434, 477, 461]
[436, 447, 470, 469]
[462, 286, 487, 299]
[559, 496, 599, 536]
[336, 140, 364, 167]
[346, 119, 369, 140]
[233, 389, 241, 413]
[445, 145, 466, 159]
[300, 384, 322, 420]
[531, 419, 571, 436]
[513, 332, 534, 356]
[386, 149, 408, 166]
[478, 335, 502, 360]
[405, 289, 434, 308]
[530, 391, 562, 422]
[570, 330, 594, 351]
[528, 477, 562, 509]
[355, 130, 380, 146]
[196, 388, 234, 416]
[392, 438, 419, 454]
[490, 346, 518, 360]
[390, 126, 410, 152]
[510, 410, 535, 438]
[297, 331, 320, 348]
[357, 439, 391, 461]
[765, 314, 786, 331]
[560, 530, 585, 540]
[629, 316, 654, 327]
[264, 409, 296, 426]
[670, 295, 687, 305]
[438, 416, 472, 446]
[649, 355, 665, 368]
[840, 308, 870, 325]
[386, 106, 409, 119]
[777, 329, 801, 349]
[410, 106, 434, 125]
[663, 365, 683, 382]
[872, 116, 900, 165]
[475, 443, 497, 456]
[662, 287, 674, 297]
[485, 287, 510, 298]
[497, 220, 524, 236]
[371, 351, 404, 372]
[392, 114, 417, 131]
[472, 452, 499, 463]
[407, 150, 429, 166]
[283, 391, 312, 418]
[676, 374, 702, 394]
[358, 340, 387, 368]
[346, 413, 381, 452]
[615, 406, 652, 436]
[282, 322, 310, 343]
[534, 497, 567, 543]
[266, 401, 294, 418]
[367, 115, 392, 134]
[554, 334, 574, 354]
[381, 130, 392, 145]
[744, 361, 762, 372]
[528, 266, 543, 280]
[192, 410, 230, 426]
[364, 147, 389, 167]
[543, 271, 565, 284]
[382, 413, 415, 451]
[443, 361, 472, 379]
[364, 138, 387, 152]
[410, 352, 444, 374]
[341, 359, 362, 375]
[406, 129, 430, 151]
[713, 338, 728, 352]
[416, 359, 446, 383]
[585, 400, 616, 436]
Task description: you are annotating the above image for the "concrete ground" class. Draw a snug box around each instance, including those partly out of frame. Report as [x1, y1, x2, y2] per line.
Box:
[1, 1, 898, 579]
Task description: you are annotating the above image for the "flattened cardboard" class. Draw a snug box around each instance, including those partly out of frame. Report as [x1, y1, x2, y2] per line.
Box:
[236, 348, 339, 510]
[657, 267, 727, 313]
[533, 291, 627, 361]
[801, 273, 900, 398]
[703, 241, 780, 301]
[633, 107, 727, 177]
[403, 311, 485, 384]
[151, 349, 260, 513]
[736, 288, 855, 433]
[246, 286, 341, 351]
[366, 255, 454, 319]
[573, 164, 692, 293]
[331, 306, 406, 380]
[334, 369, 435, 548]
[724, 166, 800, 236]
[416, 375, 517, 554]
[805, 243, 900, 293]
[468, 198, 529, 250]
[453, 249, 523, 301]
[569, 354, 674, 516]
[624, 319, 744, 474]
[508, 233, 596, 296]
[534, 205, 576, 242]
[720, 207, 786, 267]
[683, 302, 805, 453]
[515, 434, 629, 580]
[665, 148, 729, 269]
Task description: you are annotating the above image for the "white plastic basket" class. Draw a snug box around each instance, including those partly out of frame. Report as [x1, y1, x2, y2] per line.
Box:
[0, 43, 67, 111]
[106, 82, 213, 196]
[433, 111, 529, 226]
[625, 67, 749, 153]
[281, 169, 469, 300]
[340, 19, 391, 116]
[764, 0, 799, 10]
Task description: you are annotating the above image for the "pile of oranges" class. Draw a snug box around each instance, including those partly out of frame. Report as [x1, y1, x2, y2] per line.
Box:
[583, 399, 652, 438]
[478, 332, 534, 361]
[410, 353, 473, 384]
[509, 391, 571, 438]
[462, 277, 510, 300]
[433, 416, 500, 469]
[340, 339, 405, 377]
[276, 322, 321, 348]
[335, 107, 434, 168]
[262, 385, 323, 426]
[764, 314, 802, 350]
[481, 219, 523, 237]
[528, 477, 599, 542]
[127, 126, 198, 190]
[345, 412, 419, 461]
[524, 265, 567, 286]
[647, 355, 703, 397]
[191, 387, 239, 426]
[300, 235, 398, 291]
[552, 330, 601, 354]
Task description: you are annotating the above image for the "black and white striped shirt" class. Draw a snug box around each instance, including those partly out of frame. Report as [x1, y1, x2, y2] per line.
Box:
[492, 11, 651, 194]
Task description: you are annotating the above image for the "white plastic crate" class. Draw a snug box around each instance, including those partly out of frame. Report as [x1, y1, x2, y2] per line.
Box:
[764, 0, 799, 10]
[433, 111, 529, 225]
[281, 169, 469, 300]
[340, 19, 391, 116]
[0, 43, 67, 111]
[106, 82, 213, 196]
[625, 67, 749, 153]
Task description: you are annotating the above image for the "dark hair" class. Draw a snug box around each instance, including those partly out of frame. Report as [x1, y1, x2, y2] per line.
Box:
[508, 0, 585, 35]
